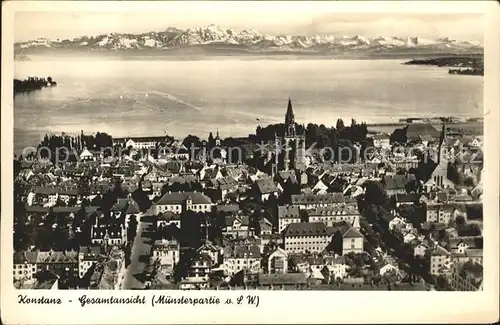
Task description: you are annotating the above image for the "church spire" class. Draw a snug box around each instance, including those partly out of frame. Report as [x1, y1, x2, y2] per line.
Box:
[285, 98, 296, 136]
[437, 121, 446, 165]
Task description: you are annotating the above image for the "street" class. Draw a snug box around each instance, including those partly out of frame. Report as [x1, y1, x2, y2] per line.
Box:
[121, 214, 156, 289]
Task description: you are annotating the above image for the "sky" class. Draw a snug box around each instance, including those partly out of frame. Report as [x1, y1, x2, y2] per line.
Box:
[14, 2, 484, 42]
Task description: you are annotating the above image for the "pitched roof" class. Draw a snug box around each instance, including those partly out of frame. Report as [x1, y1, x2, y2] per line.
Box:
[291, 193, 356, 205]
[278, 205, 300, 219]
[342, 227, 364, 239]
[284, 222, 328, 237]
[227, 244, 261, 258]
[405, 123, 440, 139]
[258, 273, 307, 285]
[384, 174, 415, 190]
[308, 205, 359, 217]
[394, 193, 419, 203]
[431, 245, 450, 256]
[14, 251, 38, 264]
[449, 236, 483, 250]
[255, 178, 278, 194]
[156, 191, 211, 205]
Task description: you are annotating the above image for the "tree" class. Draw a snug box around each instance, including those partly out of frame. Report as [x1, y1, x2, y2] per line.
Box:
[363, 181, 389, 207]
[390, 127, 407, 144]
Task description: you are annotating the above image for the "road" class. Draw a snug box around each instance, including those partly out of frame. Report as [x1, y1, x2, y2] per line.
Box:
[121, 214, 155, 289]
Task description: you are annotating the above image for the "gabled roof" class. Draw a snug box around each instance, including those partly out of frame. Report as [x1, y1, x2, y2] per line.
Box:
[255, 178, 278, 194]
[342, 227, 364, 239]
[284, 222, 328, 237]
[278, 205, 300, 219]
[156, 191, 211, 205]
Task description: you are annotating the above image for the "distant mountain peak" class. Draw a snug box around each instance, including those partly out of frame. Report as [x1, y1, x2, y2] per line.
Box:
[14, 25, 483, 55]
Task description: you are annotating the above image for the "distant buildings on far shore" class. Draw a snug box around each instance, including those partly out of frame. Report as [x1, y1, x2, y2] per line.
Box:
[398, 117, 483, 124]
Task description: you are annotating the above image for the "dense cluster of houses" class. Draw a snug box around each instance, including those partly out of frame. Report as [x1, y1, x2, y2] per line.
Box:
[13, 101, 483, 291]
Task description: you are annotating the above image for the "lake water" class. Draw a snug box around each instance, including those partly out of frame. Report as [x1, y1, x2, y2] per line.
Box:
[14, 57, 483, 153]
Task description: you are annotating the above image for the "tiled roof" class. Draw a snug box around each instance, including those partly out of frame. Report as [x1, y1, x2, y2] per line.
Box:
[284, 222, 328, 237]
[13, 251, 38, 264]
[291, 193, 356, 205]
[278, 205, 300, 219]
[308, 205, 359, 217]
[227, 245, 261, 258]
[156, 191, 211, 205]
[449, 236, 483, 250]
[36, 251, 78, 264]
[405, 123, 440, 139]
[255, 178, 278, 194]
[258, 273, 307, 285]
[157, 211, 181, 221]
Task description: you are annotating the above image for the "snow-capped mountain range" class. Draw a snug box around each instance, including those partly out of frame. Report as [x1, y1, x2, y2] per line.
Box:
[15, 24, 483, 55]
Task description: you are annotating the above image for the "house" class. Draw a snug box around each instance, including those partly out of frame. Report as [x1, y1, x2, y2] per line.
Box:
[308, 205, 360, 228]
[394, 193, 419, 207]
[152, 239, 180, 272]
[113, 136, 166, 149]
[384, 174, 415, 196]
[36, 251, 79, 279]
[312, 180, 329, 194]
[283, 222, 330, 254]
[425, 203, 459, 224]
[430, 245, 452, 276]
[327, 221, 364, 256]
[414, 242, 430, 258]
[267, 247, 288, 274]
[78, 245, 102, 278]
[254, 178, 278, 202]
[451, 248, 483, 265]
[179, 276, 210, 290]
[372, 133, 391, 149]
[223, 244, 261, 276]
[259, 217, 273, 235]
[321, 255, 349, 283]
[223, 215, 251, 238]
[13, 252, 38, 282]
[290, 193, 357, 209]
[187, 253, 212, 279]
[278, 205, 301, 234]
[79, 148, 95, 161]
[156, 211, 181, 229]
[153, 191, 212, 214]
[447, 261, 483, 291]
[449, 237, 483, 254]
[197, 242, 222, 266]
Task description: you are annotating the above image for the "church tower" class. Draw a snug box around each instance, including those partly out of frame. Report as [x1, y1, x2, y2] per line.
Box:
[278, 98, 306, 172]
[215, 129, 221, 146]
[285, 98, 296, 137]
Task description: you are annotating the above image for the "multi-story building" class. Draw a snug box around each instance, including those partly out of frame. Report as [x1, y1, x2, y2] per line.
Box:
[447, 261, 483, 291]
[153, 191, 212, 214]
[308, 205, 360, 228]
[327, 221, 364, 256]
[13, 252, 38, 282]
[278, 205, 301, 234]
[78, 246, 102, 278]
[267, 247, 288, 274]
[430, 245, 452, 276]
[113, 136, 167, 150]
[290, 193, 356, 210]
[223, 245, 261, 276]
[36, 251, 79, 279]
[283, 222, 330, 254]
[152, 239, 180, 272]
